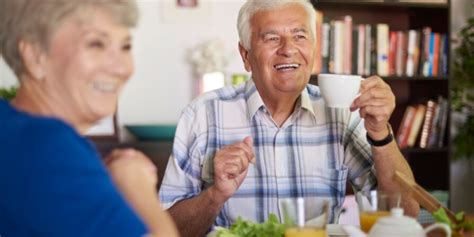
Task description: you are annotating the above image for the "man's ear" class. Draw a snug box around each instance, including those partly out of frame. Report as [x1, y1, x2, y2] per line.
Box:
[18, 40, 47, 80]
[238, 42, 252, 72]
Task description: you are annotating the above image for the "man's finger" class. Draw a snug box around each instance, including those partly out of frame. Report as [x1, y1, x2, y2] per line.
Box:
[242, 136, 256, 163]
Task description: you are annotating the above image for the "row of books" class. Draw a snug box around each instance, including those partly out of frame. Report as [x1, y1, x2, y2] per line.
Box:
[396, 96, 448, 149]
[312, 12, 449, 78]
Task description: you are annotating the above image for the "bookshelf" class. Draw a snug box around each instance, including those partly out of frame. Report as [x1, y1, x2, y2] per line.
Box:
[309, 0, 451, 193]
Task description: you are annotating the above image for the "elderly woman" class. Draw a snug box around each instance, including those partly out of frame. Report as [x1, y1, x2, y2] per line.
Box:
[0, 0, 178, 236]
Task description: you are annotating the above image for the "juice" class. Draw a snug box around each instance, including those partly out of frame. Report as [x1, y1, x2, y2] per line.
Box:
[359, 211, 390, 232]
[285, 227, 327, 237]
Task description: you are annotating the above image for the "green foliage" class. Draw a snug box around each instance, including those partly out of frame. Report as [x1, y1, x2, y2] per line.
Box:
[0, 86, 18, 100]
[453, 116, 474, 159]
[452, 17, 474, 160]
[215, 213, 285, 237]
[432, 207, 474, 235]
[452, 17, 474, 111]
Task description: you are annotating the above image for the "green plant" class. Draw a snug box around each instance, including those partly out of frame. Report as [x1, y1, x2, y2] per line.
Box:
[452, 17, 474, 160]
[432, 208, 474, 236]
[0, 86, 18, 100]
[214, 213, 285, 237]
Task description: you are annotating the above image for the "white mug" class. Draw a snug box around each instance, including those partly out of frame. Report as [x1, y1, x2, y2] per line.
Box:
[318, 74, 363, 108]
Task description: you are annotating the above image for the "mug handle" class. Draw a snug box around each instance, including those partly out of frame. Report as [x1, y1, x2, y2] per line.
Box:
[424, 223, 451, 237]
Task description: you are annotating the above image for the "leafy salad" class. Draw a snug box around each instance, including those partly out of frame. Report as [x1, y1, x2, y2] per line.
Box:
[213, 213, 285, 237]
[432, 208, 474, 236]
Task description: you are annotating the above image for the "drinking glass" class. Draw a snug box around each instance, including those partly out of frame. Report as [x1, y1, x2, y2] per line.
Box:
[356, 190, 401, 232]
[280, 198, 329, 237]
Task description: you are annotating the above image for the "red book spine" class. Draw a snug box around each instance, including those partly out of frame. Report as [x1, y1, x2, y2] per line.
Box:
[388, 31, 397, 76]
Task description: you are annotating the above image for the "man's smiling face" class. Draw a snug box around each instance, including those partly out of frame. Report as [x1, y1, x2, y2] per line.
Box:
[239, 3, 315, 99]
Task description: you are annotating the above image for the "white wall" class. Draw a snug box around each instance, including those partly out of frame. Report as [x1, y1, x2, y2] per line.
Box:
[0, 58, 17, 88]
[119, 0, 247, 127]
[0, 0, 247, 137]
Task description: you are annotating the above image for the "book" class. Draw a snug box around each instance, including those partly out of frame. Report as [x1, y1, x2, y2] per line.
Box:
[321, 22, 330, 73]
[432, 33, 440, 76]
[427, 96, 441, 148]
[420, 27, 432, 76]
[439, 34, 448, 76]
[420, 27, 431, 77]
[352, 27, 359, 75]
[376, 24, 389, 76]
[365, 24, 372, 76]
[312, 10, 324, 74]
[328, 21, 336, 73]
[419, 100, 437, 148]
[397, 105, 417, 148]
[333, 20, 344, 74]
[406, 30, 420, 77]
[357, 24, 366, 75]
[388, 31, 398, 76]
[343, 15, 353, 75]
[407, 104, 427, 148]
[436, 97, 449, 147]
[395, 31, 407, 77]
[370, 24, 378, 75]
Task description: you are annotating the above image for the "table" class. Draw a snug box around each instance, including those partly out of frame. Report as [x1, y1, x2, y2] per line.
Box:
[94, 140, 173, 189]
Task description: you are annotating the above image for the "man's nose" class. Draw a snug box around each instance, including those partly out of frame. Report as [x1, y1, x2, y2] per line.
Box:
[277, 38, 297, 56]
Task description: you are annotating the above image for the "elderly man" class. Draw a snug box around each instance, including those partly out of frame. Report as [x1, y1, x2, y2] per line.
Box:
[159, 0, 419, 236]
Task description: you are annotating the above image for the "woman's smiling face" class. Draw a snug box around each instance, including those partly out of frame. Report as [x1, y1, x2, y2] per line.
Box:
[41, 7, 134, 126]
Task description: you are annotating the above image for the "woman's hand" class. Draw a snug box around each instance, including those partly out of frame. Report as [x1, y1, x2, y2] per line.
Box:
[105, 148, 158, 198]
[105, 148, 179, 237]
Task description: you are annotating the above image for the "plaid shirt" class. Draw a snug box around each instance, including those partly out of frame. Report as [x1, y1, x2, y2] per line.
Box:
[159, 79, 376, 228]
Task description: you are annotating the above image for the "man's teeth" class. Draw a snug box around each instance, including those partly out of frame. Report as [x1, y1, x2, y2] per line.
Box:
[275, 63, 300, 70]
[93, 82, 118, 93]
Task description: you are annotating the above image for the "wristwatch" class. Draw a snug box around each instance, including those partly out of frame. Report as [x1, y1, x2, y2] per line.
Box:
[366, 124, 394, 147]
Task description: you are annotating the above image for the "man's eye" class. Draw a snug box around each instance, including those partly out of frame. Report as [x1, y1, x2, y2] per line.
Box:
[122, 43, 132, 51]
[265, 36, 279, 42]
[295, 35, 306, 40]
[88, 40, 104, 48]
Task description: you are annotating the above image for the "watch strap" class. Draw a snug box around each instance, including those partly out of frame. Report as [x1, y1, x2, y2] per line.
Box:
[366, 124, 394, 147]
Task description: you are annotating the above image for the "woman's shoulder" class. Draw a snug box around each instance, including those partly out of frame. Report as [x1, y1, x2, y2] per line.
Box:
[0, 102, 98, 166]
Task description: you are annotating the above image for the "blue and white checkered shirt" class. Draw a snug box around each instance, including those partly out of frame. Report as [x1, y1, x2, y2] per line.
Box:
[159, 79, 376, 228]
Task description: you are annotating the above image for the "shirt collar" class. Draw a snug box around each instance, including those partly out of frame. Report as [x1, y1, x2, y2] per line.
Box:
[300, 87, 316, 117]
[245, 79, 264, 120]
[245, 79, 316, 120]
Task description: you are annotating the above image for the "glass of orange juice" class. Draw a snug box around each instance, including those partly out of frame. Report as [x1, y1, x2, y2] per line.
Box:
[280, 198, 329, 237]
[356, 190, 401, 233]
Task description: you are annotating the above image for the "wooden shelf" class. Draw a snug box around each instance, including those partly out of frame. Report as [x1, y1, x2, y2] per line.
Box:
[401, 147, 449, 154]
[309, 75, 449, 86]
[310, 0, 451, 193]
[311, 0, 449, 8]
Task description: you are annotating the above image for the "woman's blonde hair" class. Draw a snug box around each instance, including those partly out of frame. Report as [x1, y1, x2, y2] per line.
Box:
[0, 0, 139, 77]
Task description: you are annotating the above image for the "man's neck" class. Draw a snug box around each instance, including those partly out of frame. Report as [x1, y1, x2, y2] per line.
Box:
[261, 94, 299, 127]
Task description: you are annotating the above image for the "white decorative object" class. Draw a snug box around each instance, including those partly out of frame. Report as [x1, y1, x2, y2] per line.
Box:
[188, 39, 229, 94]
[188, 38, 229, 76]
[202, 72, 225, 93]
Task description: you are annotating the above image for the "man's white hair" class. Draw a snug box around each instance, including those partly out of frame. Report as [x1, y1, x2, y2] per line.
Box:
[237, 0, 316, 50]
